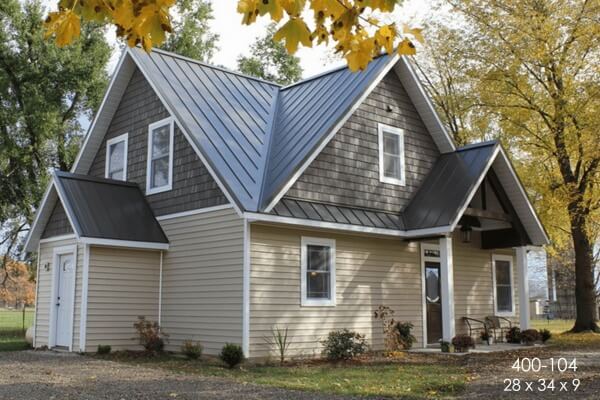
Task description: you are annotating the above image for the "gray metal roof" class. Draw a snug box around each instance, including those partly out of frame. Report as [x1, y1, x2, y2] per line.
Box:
[403, 141, 499, 230]
[54, 171, 168, 243]
[271, 198, 405, 230]
[128, 48, 399, 212]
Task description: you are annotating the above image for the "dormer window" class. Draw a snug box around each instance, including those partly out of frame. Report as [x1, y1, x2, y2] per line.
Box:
[105, 133, 128, 181]
[378, 123, 406, 186]
[146, 117, 174, 195]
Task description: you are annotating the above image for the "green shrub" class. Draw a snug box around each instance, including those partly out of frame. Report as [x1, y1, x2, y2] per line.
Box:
[505, 327, 521, 344]
[321, 329, 368, 361]
[451, 334, 474, 352]
[539, 328, 552, 343]
[181, 340, 203, 359]
[133, 316, 167, 353]
[97, 345, 111, 355]
[521, 329, 540, 345]
[220, 343, 244, 368]
[394, 321, 416, 350]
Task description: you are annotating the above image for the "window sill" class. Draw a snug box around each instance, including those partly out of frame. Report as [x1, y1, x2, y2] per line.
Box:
[494, 311, 515, 317]
[146, 184, 172, 196]
[301, 299, 336, 307]
[380, 176, 406, 186]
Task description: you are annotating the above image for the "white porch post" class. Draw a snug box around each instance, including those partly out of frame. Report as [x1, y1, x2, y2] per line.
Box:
[439, 236, 455, 342]
[516, 247, 530, 329]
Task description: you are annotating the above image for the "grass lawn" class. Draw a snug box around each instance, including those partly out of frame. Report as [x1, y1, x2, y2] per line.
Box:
[101, 353, 467, 399]
[531, 319, 574, 333]
[0, 308, 34, 352]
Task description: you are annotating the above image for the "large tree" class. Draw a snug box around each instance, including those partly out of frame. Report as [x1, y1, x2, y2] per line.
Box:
[427, 0, 599, 331]
[159, 0, 219, 62]
[0, 0, 110, 279]
[237, 23, 302, 85]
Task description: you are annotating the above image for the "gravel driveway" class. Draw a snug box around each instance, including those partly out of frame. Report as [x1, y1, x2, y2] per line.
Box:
[0, 351, 363, 400]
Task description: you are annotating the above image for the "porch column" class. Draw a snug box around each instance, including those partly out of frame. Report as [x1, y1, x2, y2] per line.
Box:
[516, 247, 530, 329]
[439, 236, 455, 341]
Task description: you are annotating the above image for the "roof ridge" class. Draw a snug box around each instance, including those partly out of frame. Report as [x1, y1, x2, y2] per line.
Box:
[456, 140, 499, 152]
[54, 170, 139, 188]
[149, 47, 282, 87]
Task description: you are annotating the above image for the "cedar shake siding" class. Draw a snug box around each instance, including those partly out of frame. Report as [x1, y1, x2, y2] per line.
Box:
[41, 202, 73, 239]
[284, 70, 440, 214]
[87, 68, 228, 216]
[249, 225, 517, 358]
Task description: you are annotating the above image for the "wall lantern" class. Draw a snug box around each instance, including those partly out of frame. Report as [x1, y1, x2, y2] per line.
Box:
[44, 262, 51, 272]
[460, 225, 472, 243]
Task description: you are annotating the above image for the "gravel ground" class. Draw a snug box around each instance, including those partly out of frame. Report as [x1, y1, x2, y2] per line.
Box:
[0, 351, 365, 400]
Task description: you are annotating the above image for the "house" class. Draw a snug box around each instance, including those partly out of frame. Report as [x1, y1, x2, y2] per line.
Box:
[24, 47, 549, 357]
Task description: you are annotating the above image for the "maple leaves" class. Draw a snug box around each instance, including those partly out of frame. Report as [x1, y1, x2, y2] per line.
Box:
[45, 0, 175, 51]
[44, 0, 424, 72]
[238, 0, 424, 71]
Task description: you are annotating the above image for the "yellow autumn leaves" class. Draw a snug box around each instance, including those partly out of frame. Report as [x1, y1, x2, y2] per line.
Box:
[45, 0, 175, 51]
[238, 0, 423, 71]
[44, 0, 423, 71]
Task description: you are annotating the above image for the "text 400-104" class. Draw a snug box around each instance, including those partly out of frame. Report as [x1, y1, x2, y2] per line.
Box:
[511, 357, 577, 373]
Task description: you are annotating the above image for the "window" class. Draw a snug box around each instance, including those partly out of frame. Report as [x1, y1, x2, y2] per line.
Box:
[146, 117, 174, 194]
[301, 237, 336, 306]
[492, 255, 514, 315]
[105, 133, 128, 181]
[378, 123, 405, 186]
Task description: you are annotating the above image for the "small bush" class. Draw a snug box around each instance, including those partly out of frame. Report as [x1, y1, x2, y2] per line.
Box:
[321, 329, 368, 361]
[220, 343, 244, 368]
[505, 327, 521, 344]
[539, 328, 552, 343]
[97, 345, 111, 355]
[264, 325, 292, 364]
[181, 340, 203, 359]
[521, 329, 540, 345]
[451, 334, 474, 352]
[133, 316, 168, 353]
[394, 321, 416, 350]
[440, 341, 453, 353]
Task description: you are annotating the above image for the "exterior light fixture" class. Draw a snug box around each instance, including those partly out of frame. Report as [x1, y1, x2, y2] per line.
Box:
[461, 225, 472, 243]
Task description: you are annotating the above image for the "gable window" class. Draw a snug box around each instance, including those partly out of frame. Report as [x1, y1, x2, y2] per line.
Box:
[301, 237, 336, 307]
[105, 133, 128, 181]
[378, 123, 406, 186]
[492, 255, 514, 315]
[146, 117, 174, 195]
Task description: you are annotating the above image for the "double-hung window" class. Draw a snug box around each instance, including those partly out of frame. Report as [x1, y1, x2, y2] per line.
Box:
[378, 123, 406, 186]
[301, 237, 336, 306]
[105, 133, 128, 181]
[492, 255, 514, 315]
[146, 117, 174, 195]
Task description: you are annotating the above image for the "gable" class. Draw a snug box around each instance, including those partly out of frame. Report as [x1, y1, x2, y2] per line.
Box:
[86, 67, 228, 216]
[283, 70, 440, 214]
[41, 202, 73, 239]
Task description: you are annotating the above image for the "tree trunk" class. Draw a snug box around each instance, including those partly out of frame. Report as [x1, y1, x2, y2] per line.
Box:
[571, 222, 599, 332]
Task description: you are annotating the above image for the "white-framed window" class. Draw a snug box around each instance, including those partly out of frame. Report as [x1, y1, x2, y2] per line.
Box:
[492, 254, 515, 316]
[301, 237, 336, 307]
[146, 117, 174, 195]
[378, 123, 406, 186]
[105, 133, 128, 181]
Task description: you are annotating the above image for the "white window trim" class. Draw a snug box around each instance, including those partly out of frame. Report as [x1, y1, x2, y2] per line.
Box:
[146, 117, 175, 195]
[301, 237, 336, 307]
[378, 123, 406, 186]
[492, 254, 515, 317]
[105, 133, 129, 181]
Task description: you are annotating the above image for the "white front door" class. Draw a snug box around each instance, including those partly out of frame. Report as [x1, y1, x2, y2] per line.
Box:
[54, 252, 75, 347]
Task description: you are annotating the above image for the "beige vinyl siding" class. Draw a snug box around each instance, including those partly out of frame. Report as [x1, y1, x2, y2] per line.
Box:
[35, 237, 82, 349]
[453, 231, 518, 334]
[85, 246, 160, 351]
[249, 224, 422, 358]
[159, 207, 244, 355]
[250, 225, 519, 358]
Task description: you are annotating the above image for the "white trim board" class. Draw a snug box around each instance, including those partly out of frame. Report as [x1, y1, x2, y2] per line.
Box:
[39, 234, 77, 244]
[378, 123, 406, 186]
[242, 219, 250, 357]
[146, 117, 175, 195]
[300, 236, 337, 307]
[78, 237, 169, 250]
[491, 254, 516, 317]
[78, 244, 90, 352]
[156, 204, 234, 221]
